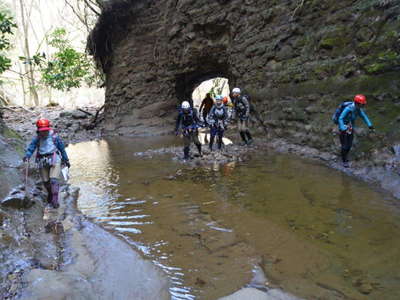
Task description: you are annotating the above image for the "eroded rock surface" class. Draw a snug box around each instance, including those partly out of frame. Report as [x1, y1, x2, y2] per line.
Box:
[89, 0, 399, 159]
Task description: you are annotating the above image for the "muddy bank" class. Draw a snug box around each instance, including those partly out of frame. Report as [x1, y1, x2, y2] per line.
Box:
[18, 185, 169, 300]
[2, 105, 104, 144]
[1, 182, 169, 299]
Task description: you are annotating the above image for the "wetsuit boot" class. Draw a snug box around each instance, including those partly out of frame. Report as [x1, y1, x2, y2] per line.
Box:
[209, 135, 215, 151]
[341, 149, 350, 168]
[217, 136, 223, 150]
[245, 131, 253, 145]
[183, 147, 190, 160]
[43, 181, 52, 205]
[240, 131, 248, 146]
[196, 143, 203, 157]
[50, 178, 60, 209]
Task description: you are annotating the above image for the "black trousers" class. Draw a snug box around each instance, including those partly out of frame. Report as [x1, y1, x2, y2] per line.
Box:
[339, 131, 354, 162]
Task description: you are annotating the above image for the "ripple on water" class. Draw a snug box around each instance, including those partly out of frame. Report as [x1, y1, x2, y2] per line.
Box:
[68, 138, 400, 300]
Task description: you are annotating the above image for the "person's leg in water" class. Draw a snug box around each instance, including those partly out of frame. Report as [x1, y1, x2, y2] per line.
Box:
[203, 110, 209, 144]
[183, 133, 191, 160]
[209, 126, 217, 151]
[49, 160, 62, 208]
[238, 119, 247, 145]
[40, 166, 52, 205]
[242, 119, 253, 145]
[339, 131, 354, 167]
[193, 130, 202, 157]
[217, 128, 224, 150]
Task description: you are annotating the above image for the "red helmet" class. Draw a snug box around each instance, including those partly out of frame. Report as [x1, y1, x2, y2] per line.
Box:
[223, 97, 228, 105]
[36, 119, 51, 132]
[354, 94, 367, 105]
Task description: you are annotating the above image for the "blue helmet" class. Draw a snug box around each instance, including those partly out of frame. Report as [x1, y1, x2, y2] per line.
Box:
[215, 95, 223, 101]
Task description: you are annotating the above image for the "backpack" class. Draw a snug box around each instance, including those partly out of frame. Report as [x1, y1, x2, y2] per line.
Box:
[332, 102, 352, 124]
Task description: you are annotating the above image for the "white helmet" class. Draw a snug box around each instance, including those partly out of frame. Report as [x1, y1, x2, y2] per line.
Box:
[232, 87, 241, 94]
[181, 101, 190, 110]
[215, 95, 223, 107]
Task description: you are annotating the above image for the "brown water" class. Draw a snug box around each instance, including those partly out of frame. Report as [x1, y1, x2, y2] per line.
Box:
[68, 137, 400, 300]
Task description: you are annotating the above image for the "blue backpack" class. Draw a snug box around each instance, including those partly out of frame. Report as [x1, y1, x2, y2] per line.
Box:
[332, 102, 352, 124]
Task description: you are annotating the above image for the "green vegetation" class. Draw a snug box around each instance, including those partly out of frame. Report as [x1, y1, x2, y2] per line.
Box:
[0, 10, 16, 74]
[20, 28, 100, 92]
[364, 50, 400, 74]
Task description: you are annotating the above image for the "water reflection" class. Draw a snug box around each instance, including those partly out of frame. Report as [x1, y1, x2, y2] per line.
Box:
[68, 140, 119, 218]
[67, 137, 400, 300]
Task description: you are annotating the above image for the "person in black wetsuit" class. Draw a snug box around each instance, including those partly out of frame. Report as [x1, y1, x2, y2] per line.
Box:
[175, 101, 203, 159]
[231, 87, 253, 145]
[207, 95, 229, 151]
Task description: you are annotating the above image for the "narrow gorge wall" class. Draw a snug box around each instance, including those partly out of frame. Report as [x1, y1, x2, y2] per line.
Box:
[90, 0, 400, 159]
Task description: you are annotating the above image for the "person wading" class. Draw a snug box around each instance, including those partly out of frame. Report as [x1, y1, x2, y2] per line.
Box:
[199, 93, 214, 144]
[231, 87, 253, 145]
[207, 95, 229, 151]
[334, 94, 374, 168]
[175, 101, 203, 159]
[199, 93, 214, 124]
[23, 119, 70, 208]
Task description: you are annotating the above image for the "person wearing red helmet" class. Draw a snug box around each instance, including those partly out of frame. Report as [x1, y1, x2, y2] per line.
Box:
[337, 94, 374, 168]
[23, 119, 70, 208]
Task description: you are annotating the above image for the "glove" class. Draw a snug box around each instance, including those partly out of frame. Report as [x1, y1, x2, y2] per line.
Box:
[369, 126, 375, 131]
[23, 156, 29, 162]
[175, 130, 180, 136]
[64, 161, 71, 168]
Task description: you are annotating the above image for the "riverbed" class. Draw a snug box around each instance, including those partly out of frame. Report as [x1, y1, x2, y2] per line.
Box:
[67, 137, 400, 300]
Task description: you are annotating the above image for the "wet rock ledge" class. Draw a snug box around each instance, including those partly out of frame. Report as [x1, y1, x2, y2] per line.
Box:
[1, 183, 169, 300]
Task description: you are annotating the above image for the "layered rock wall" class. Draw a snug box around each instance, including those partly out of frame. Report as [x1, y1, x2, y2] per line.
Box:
[90, 0, 400, 159]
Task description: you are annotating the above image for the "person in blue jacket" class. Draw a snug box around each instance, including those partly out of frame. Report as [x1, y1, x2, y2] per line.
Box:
[338, 94, 374, 168]
[23, 119, 70, 208]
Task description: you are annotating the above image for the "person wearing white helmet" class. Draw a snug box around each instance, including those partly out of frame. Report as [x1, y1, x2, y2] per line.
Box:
[175, 101, 203, 159]
[207, 95, 229, 151]
[231, 87, 253, 145]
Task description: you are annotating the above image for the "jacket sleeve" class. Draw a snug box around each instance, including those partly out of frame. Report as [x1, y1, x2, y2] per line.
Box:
[175, 113, 182, 131]
[359, 109, 372, 128]
[338, 106, 351, 131]
[242, 96, 250, 117]
[55, 136, 69, 162]
[25, 137, 39, 158]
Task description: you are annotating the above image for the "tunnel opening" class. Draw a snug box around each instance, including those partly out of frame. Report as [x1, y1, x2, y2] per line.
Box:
[192, 77, 230, 110]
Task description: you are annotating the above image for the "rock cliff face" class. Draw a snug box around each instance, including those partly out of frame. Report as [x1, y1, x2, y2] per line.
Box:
[90, 0, 400, 157]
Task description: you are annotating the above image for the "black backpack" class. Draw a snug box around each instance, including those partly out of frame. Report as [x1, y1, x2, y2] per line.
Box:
[332, 101, 352, 124]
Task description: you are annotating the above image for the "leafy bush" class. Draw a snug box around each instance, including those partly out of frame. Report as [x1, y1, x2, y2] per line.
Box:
[0, 11, 16, 74]
[39, 28, 98, 91]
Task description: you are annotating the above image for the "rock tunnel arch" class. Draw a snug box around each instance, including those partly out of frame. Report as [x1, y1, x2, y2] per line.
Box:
[175, 72, 233, 111]
[89, 0, 400, 154]
[174, 66, 234, 105]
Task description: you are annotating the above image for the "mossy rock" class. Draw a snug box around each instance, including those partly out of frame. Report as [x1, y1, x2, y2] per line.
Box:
[363, 50, 400, 74]
[319, 37, 338, 50]
[355, 41, 373, 55]
[2, 126, 22, 140]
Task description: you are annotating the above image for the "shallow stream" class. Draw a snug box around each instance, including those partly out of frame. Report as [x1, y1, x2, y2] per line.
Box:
[68, 137, 400, 300]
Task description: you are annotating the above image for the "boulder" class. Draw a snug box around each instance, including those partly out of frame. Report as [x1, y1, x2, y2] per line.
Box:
[1, 188, 34, 209]
[59, 111, 72, 118]
[71, 110, 89, 120]
[392, 144, 400, 157]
